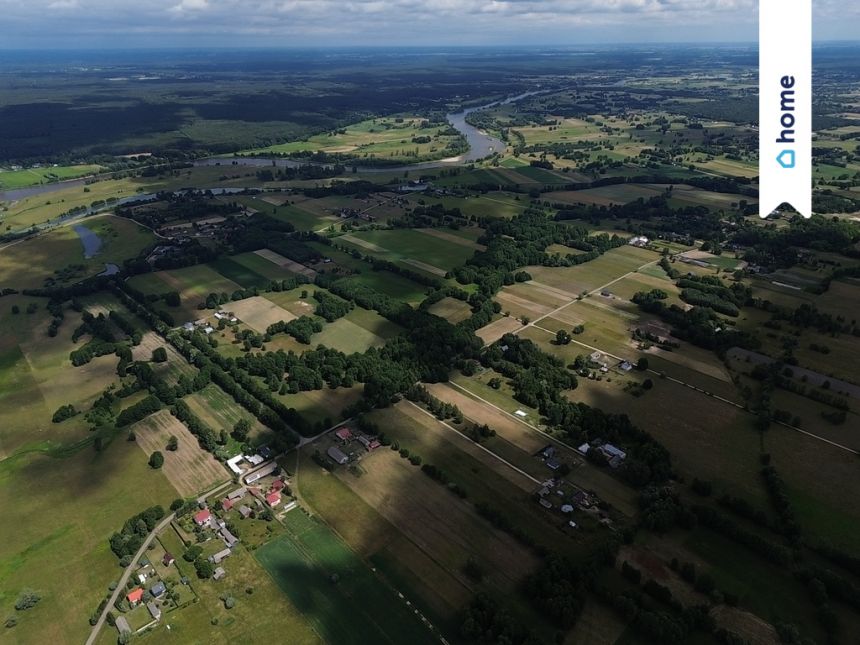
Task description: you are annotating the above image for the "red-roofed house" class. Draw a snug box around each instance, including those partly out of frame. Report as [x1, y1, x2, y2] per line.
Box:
[265, 492, 281, 507]
[222, 498, 234, 511]
[270, 479, 286, 492]
[193, 509, 211, 526]
[335, 427, 353, 442]
[127, 588, 144, 606]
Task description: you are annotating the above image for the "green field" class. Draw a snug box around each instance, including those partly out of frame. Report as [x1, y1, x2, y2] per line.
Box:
[310, 307, 403, 354]
[0, 215, 154, 289]
[255, 510, 440, 645]
[0, 164, 103, 190]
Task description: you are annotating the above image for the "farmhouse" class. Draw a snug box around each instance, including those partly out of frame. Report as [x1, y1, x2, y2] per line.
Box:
[327, 445, 349, 465]
[193, 509, 211, 526]
[150, 581, 166, 598]
[213, 567, 227, 580]
[628, 235, 649, 247]
[127, 588, 144, 607]
[222, 498, 234, 511]
[270, 478, 286, 492]
[335, 426, 353, 442]
[210, 548, 232, 564]
[238, 505, 253, 519]
[265, 491, 282, 507]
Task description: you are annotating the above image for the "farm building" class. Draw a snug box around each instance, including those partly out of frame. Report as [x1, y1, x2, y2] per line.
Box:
[245, 462, 278, 484]
[193, 509, 211, 526]
[213, 567, 226, 580]
[357, 435, 381, 451]
[210, 548, 232, 564]
[222, 498, 234, 511]
[327, 445, 349, 465]
[227, 487, 247, 501]
[115, 616, 131, 636]
[270, 479, 286, 492]
[147, 601, 162, 621]
[162, 553, 175, 567]
[220, 527, 239, 548]
[628, 235, 649, 247]
[127, 588, 144, 607]
[238, 505, 253, 519]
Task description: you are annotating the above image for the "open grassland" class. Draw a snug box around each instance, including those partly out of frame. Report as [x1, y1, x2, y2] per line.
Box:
[278, 386, 363, 428]
[427, 296, 473, 323]
[184, 383, 271, 444]
[132, 410, 229, 496]
[0, 438, 176, 644]
[0, 295, 122, 458]
[153, 525, 322, 645]
[128, 264, 242, 324]
[225, 295, 296, 333]
[227, 250, 298, 282]
[256, 510, 440, 645]
[253, 247, 318, 278]
[365, 402, 616, 558]
[0, 215, 154, 290]
[0, 164, 103, 190]
[261, 286, 320, 318]
[336, 228, 477, 277]
[411, 191, 526, 219]
[547, 184, 665, 207]
[310, 307, 403, 354]
[246, 115, 461, 163]
[569, 378, 765, 504]
[294, 449, 470, 634]
[209, 256, 272, 289]
[527, 245, 658, 297]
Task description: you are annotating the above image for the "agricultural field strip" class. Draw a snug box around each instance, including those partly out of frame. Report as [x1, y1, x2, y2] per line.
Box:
[405, 400, 540, 485]
[314, 195, 397, 233]
[85, 480, 234, 645]
[526, 322, 860, 456]
[445, 381, 585, 457]
[514, 258, 661, 332]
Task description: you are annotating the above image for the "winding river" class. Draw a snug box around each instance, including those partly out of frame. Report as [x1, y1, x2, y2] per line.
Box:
[0, 90, 540, 204]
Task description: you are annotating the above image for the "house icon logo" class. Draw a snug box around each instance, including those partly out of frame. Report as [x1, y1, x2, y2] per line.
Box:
[777, 149, 795, 169]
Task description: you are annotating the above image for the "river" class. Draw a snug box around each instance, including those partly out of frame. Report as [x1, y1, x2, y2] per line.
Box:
[0, 90, 540, 204]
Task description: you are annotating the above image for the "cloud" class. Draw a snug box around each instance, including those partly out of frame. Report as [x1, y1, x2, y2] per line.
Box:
[0, 0, 852, 47]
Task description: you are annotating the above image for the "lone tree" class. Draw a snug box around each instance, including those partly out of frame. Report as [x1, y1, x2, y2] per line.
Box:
[166, 435, 178, 451]
[148, 451, 164, 469]
[636, 357, 649, 371]
[555, 330, 571, 345]
[152, 347, 168, 363]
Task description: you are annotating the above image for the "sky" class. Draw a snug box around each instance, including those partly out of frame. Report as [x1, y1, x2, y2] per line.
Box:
[0, 0, 856, 49]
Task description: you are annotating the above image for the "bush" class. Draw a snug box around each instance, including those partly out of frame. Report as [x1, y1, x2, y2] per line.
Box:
[15, 589, 41, 611]
[148, 451, 164, 469]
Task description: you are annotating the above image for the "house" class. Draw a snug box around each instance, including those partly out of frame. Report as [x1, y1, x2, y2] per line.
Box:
[561, 504, 575, 514]
[538, 487, 550, 497]
[258, 446, 273, 459]
[226, 455, 245, 475]
[327, 445, 349, 465]
[600, 290, 611, 297]
[514, 409, 528, 418]
[193, 509, 211, 526]
[115, 616, 131, 636]
[222, 498, 234, 511]
[539, 498, 553, 509]
[182, 322, 195, 331]
[600, 443, 627, 460]
[127, 588, 144, 607]
[270, 479, 286, 492]
[334, 427, 353, 442]
[162, 553, 175, 567]
[238, 505, 253, 519]
[213, 567, 226, 580]
[628, 235, 649, 247]
[589, 351, 603, 363]
[541, 445, 556, 459]
[150, 581, 166, 598]
[147, 601, 162, 622]
[546, 457, 561, 470]
[265, 491, 281, 507]
[227, 487, 247, 501]
[577, 443, 590, 455]
[619, 361, 632, 372]
[210, 548, 232, 564]
[220, 527, 239, 548]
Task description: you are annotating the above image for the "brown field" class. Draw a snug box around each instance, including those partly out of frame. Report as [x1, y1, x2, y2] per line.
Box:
[131, 331, 195, 383]
[476, 316, 522, 344]
[253, 248, 317, 278]
[418, 228, 486, 251]
[133, 410, 229, 496]
[426, 297, 473, 323]
[401, 258, 447, 276]
[335, 443, 540, 592]
[227, 295, 296, 333]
